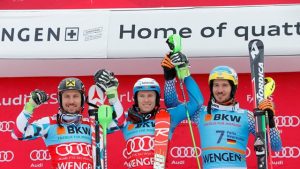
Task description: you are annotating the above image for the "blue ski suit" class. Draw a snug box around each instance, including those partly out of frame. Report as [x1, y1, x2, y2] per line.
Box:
[164, 76, 282, 169]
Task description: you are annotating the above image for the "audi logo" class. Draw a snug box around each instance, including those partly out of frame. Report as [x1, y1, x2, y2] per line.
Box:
[171, 146, 201, 158]
[30, 149, 51, 161]
[0, 121, 14, 132]
[0, 151, 14, 162]
[275, 116, 300, 127]
[123, 136, 154, 158]
[170, 147, 250, 158]
[56, 143, 92, 157]
[246, 147, 251, 158]
[273, 146, 300, 158]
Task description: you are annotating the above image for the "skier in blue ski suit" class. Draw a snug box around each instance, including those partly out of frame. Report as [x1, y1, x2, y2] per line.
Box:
[161, 53, 282, 169]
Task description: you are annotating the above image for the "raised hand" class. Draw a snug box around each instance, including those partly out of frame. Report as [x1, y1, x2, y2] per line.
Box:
[30, 89, 49, 106]
[161, 55, 176, 80]
[170, 52, 189, 67]
[94, 69, 119, 92]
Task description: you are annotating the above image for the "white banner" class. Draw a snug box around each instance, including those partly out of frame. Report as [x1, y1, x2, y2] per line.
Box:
[0, 10, 109, 58]
[108, 5, 300, 58]
[0, 5, 299, 59]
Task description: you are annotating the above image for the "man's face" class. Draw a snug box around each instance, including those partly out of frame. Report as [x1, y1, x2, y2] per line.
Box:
[137, 90, 156, 113]
[62, 90, 82, 113]
[212, 79, 232, 104]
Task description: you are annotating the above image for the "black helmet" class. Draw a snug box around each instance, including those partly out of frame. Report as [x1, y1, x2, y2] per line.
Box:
[57, 77, 85, 113]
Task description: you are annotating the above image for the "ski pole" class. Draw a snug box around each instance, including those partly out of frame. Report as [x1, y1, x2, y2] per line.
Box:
[264, 77, 276, 169]
[95, 113, 102, 169]
[87, 85, 103, 169]
[98, 105, 113, 169]
[176, 66, 201, 169]
[166, 34, 201, 169]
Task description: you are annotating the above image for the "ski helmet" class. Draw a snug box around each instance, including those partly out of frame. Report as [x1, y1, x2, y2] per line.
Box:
[208, 66, 238, 98]
[57, 77, 86, 113]
[133, 78, 160, 107]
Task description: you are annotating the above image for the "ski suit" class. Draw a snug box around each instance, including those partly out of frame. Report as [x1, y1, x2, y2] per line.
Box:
[11, 110, 93, 169]
[119, 76, 203, 169]
[11, 108, 122, 169]
[164, 76, 282, 169]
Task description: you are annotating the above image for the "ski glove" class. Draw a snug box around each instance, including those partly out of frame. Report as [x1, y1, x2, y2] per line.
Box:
[94, 69, 119, 100]
[170, 52, 188, 66]
[161, 54, 176, 80]
[258, 99, 276, 128]
[170, 52, 190, 80]
[31, 89, 49, 105]
[25, 89, 49, 114]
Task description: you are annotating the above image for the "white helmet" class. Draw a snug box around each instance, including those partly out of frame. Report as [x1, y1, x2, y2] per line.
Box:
[133, 78, 160, 107]
[133, 78, 160, 96]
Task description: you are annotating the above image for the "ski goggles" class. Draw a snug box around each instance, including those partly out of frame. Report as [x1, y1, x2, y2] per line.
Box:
[60, 113, 82, 125]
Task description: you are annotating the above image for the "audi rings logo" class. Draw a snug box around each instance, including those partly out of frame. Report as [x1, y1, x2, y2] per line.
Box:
[171, 146, 201, 158]
[0, 151, 14, 162]
[123, 136, 154, 158]
[273, 146, 300, 158]
[275, 116, 300, 127]
[30, 149, 51, 161]
[56, 143, 92, 157]
[246, 147, 251, 158]
[0, 121, 14, 132]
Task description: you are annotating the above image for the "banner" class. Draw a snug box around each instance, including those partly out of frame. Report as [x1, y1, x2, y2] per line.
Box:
[108, 5, 300, 58]
[0, 10, 109, 58]
[0, 72, 299, 168]
[0, 5, 299, 59]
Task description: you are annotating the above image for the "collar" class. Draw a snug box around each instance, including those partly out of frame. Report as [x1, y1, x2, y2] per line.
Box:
[58, 111, 82, 125]
[211, 99, 240, 111]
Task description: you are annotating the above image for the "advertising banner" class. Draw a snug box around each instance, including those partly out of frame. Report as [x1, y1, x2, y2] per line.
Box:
[0, 10, 109, 58]
[0, 5, 299, 59]
[108, 5, 300, 58]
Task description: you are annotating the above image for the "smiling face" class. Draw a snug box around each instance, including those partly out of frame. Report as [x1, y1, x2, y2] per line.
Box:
[61, 90, 82, 114]
[212, 79, 232, 104]
[137, 90, 157, 113]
